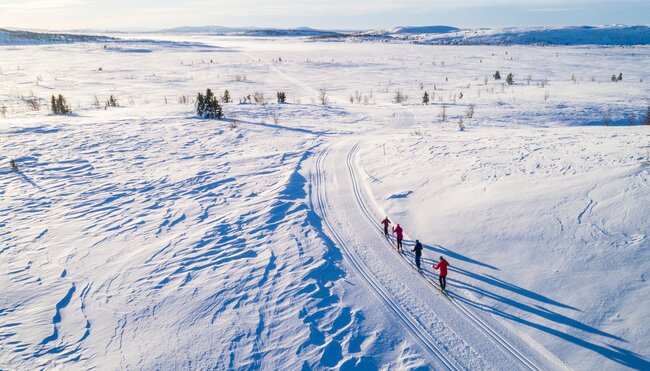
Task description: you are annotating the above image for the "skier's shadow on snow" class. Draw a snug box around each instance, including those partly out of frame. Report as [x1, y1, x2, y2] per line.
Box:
[400, 240, 649, 369]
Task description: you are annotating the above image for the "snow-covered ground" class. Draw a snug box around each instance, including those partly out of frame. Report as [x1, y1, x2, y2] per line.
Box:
[1, 36, 649, 370]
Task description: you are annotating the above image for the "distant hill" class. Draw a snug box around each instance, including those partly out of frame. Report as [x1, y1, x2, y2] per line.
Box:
[345, 25, 650, 45]
[161, 25, 344, 37]
[0, 28, 113, 45]
[389, 26, 460, 35]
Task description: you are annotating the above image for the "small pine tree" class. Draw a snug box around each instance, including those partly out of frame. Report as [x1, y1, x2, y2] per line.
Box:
[10, 159, 18, 172]
[617, 73, 623, 81]
[196, 92, 205, 116]
[506, 73, 514, 85]
[611, 74, 617, 82]
[51, 94, 71, 114]
[277, 91, 286, 104]
[422, 91, 429, 105]
[493, 70, 501, 80]
[222, 90, 231, 103]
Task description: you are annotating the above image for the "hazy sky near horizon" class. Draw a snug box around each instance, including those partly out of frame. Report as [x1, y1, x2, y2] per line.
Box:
[0, 0, 648, 31]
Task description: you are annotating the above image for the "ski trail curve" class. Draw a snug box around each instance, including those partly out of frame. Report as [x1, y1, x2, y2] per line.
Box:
[311, 146, 462, 370]
[346, 142, 569, 371]
[242, 47, 563, 369]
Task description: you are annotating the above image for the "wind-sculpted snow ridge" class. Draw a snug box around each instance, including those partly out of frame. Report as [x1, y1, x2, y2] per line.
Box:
[0, 104, 386, 368]
[0, 28, 114, 45]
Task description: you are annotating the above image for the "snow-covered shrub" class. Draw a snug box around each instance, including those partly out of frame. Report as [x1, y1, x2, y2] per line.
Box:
[105, 95, 119, 108]
[253, 91, 267, 105]
[422, 91, 429, 105]
[466, 104, 475, 118]
[10, 159, 18, 172]
[458, 118, 465, 131]
[277, 91, 286, 104]
[25, 98, 41, 111]
[506, 73, 514, 85]
[440, 104, 447, 121]
[196, 89, 223, 119]
[319, 89, 329, 105]
[393, 90, 408, 104]
[239, 95, 253, 104]
[353, 90, 361, 104]
[50, 94, 71, 115]
[0, 104, 7, 118]
[493, 70, 501, 80]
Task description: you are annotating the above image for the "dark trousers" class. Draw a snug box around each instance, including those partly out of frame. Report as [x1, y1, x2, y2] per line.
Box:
[415, 254, 421, 269]
[383, 226, 389, 236]
[439, 275, 447, 290]
[396, 238, 403, 250]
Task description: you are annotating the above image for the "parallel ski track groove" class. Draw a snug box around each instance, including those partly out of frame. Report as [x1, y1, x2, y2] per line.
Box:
[312, 146, 460, 370]
[345, 141, 541, 371]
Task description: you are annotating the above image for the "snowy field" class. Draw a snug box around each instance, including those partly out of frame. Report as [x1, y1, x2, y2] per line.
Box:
[1, 36, 649, 370]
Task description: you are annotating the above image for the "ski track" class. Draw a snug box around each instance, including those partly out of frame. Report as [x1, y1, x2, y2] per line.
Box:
[344, 141, 563, 371]
[346, 142, 535, 369]
[312, 146, 459, 370]
[310, 137, 565, 369]
[306, 100, 573, 370]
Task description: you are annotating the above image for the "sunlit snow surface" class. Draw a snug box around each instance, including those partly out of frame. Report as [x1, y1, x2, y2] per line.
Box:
[1, 36, 649, 369]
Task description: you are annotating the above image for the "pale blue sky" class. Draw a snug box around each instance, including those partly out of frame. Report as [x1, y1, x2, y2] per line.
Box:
[0, 0, 648, 31]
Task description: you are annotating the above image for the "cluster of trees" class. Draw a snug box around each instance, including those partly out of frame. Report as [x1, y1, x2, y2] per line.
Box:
[493, 71, 514, 84]
[50, 94, 71, 115]
[196, 89, 223, 119]
[611, 73, 623, 82]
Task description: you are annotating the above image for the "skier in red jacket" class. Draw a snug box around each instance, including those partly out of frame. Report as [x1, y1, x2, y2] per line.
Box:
[380, 217, 391, 237]
[433, 256, 449, 291]
[392, 224, 404, 252]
